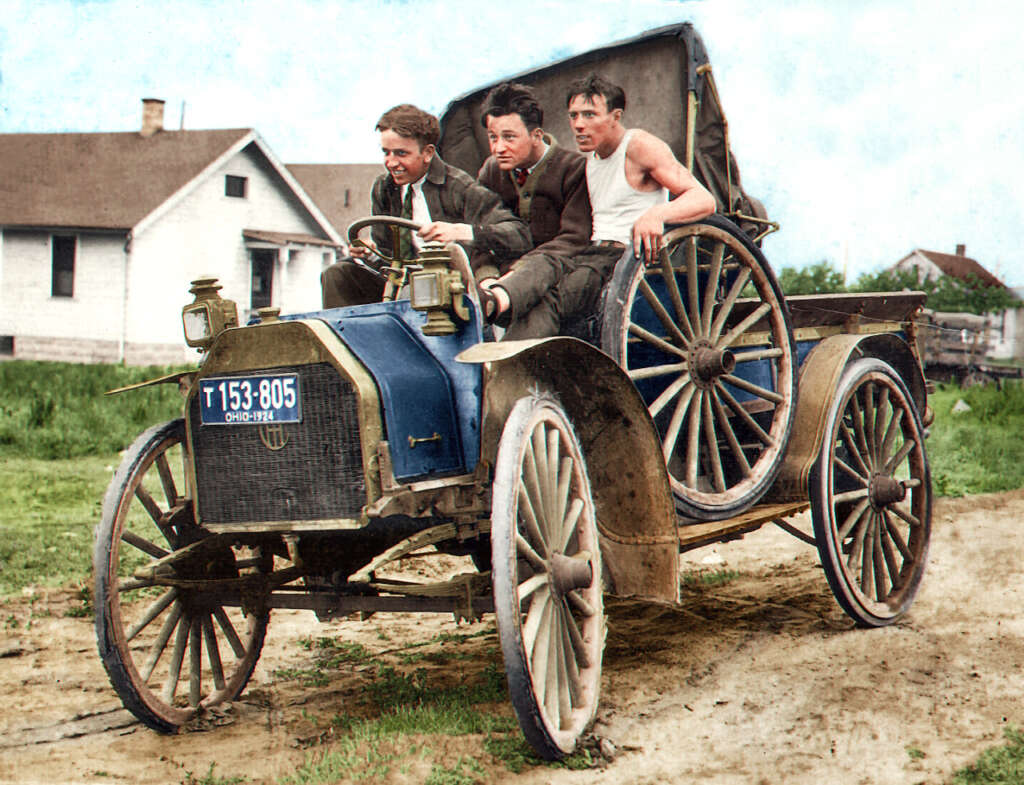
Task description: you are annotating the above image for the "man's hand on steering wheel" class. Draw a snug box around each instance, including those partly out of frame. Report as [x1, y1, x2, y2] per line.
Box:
[419, 221, 474, 244]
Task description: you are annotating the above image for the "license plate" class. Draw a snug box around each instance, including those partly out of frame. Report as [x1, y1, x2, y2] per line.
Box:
[198, 374, 301, 425]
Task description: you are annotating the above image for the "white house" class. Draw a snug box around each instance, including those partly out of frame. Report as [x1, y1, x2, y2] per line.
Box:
[0, 99, 342, 365]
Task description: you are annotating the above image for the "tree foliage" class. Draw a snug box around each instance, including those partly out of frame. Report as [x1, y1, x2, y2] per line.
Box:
[775, 260, 1019, 315]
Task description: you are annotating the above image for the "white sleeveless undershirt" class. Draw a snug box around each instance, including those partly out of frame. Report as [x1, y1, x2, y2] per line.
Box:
[587, 129, 669, 244]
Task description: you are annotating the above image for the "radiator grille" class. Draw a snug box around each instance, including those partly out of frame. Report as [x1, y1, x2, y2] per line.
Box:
[189, 363, 366, 523]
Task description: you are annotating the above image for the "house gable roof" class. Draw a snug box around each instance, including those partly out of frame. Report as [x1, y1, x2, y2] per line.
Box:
[906, 249, 1006, 289]
[0, 128, 254, 230]
[286, 163, 380, 237]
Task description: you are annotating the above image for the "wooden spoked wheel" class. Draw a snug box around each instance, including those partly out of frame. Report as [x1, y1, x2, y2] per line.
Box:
[601, 214, 797, 520]
[492, 396, 604, 760]
[810, 358, 932, 626]
[94, 420, 268, 731]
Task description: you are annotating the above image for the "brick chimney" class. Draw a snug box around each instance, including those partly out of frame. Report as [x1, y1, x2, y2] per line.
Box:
[956, 243, 966, 256]
[140, 98, 165, 137]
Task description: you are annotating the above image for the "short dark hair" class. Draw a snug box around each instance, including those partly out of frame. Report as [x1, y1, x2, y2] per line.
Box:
[480, 82, 543, 131]
[565, 73, 626, 112]
[376, 104, 440, 149]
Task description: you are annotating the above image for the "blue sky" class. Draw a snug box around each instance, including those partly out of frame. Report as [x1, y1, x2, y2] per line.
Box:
[2, 0, 1020, 284]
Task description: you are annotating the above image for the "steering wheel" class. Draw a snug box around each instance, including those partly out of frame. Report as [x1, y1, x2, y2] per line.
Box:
[345, 216, 480, 314]
[347, 215, 422, 267]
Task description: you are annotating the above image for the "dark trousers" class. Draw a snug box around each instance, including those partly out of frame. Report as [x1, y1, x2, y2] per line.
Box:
[503, 244, 625, 340]
[321, 260, 385, 308]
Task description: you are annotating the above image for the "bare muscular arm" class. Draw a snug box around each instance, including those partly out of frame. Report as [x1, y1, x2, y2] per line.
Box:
[625, 130, 716, 262]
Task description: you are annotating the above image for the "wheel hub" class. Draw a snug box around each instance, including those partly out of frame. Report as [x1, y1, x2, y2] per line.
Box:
[549, 552, 593, 595]
[869, 473, 906, 509]
[689, 340, 736, 389]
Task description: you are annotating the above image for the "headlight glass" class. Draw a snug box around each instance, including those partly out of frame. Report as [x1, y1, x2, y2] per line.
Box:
[410, 271, 441, 308]
[182, 304, 212, 342]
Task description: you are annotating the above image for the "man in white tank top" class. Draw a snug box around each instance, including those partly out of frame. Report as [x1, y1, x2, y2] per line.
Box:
[531, 74, 715, 332]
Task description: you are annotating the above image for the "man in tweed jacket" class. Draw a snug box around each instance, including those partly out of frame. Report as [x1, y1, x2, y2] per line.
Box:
[475, 83, 592, 339]
[321, 104, 530, 308]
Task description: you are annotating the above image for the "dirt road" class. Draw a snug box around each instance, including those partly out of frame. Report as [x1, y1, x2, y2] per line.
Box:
[2, 490, 1022, 785]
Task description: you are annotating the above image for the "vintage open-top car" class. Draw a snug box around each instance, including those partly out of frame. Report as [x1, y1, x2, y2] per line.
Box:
[94, 23, 932, 759]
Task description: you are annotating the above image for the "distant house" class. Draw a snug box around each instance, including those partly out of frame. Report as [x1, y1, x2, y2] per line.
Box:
[0, 99, 341, 365]
[890, 244, 1009, 291]
[286, 163, 381, 243]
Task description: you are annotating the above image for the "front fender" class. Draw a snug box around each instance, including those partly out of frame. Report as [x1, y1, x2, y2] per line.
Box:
[458, 338, 678, 603]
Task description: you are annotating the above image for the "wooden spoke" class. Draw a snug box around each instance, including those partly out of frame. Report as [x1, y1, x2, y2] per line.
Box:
[863, 383, 878, 460]
[685, 389, 705, 488]
[628, 322, 689, 359]
[562, 604, 591, 669]
[188, 616, 203, 706]
[717, 385, 774, 447]
[702, 392, 726, 492]
[685, 236, 702, 337]
[125, 588, 177, 642]
[522, 445, 548, 544]
[566, 590, 596, 618]
[531, 425, 553, 540]
[639, 278, 692, 346]
[872, 517, 887, 600]
[546, 428, 561, 534]
[648, 372, 694, 419]
[833, 488, 870, 505]
[880, 409, 906, 465]
[834, 454, 868, 486]
[554, 457, 572, 541]
[555, 615, 572, 728]
[141, 601, 184, 683]
[628, 362, 689, 381]
[202, 614, 226, 692]
[716, 302, 772, 352]
[213, 607, 245, 659]
[708, 267, 752, 342]
[860, 514, 876, 596]
[873, 386, 890, 460]
[516, 532, 546, 573]
[711, 391, 751, 478]
[661, 384, 697, 464]
[847, 512, 870, 572]
[154, 453, 179, 508]
[557, 499, 584, 555]
[839, 420, 872, 478]
[700, 241, 725, 336]
[162, 613, 190, 703]
[518, 573, 548, 604]
[879, 522, 902, 590]
[720, 372, 784, 405]
[732, 347, 784, 363]
[121, 530, 169, 560]
[849, 395, 872, 468]
[655, 246, 694, 341]
[889, 502, 921, 529]
[882, 510, 914, 561]
[885, 440, 917, 476]
[118, 577, 156, 592]
[837, 498, 871, 541]
[560, 605, 584, 707]
[521, 586, 551, 656]
[530, 600, 554, 708]
[518, 486, 549, 559]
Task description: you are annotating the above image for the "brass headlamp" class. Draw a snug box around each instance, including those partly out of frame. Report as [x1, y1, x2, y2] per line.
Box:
[409, 243, 470, 335]
[181, 277, 239, 351]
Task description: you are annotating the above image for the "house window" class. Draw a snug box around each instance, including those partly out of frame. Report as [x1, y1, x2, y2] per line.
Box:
[344, 188, 351, 207]
[251, 249, 275, 309]
[51, 235, 76, 297]
[0, 336, 13, 356]
[225, 175, 248, 198]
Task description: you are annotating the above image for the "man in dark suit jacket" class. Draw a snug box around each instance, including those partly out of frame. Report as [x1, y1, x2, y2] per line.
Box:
[321, 104, 530, 308]
[475, 83, 592, 339]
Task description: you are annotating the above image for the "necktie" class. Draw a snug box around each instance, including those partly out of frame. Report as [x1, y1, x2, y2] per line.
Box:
[515, 168, 529, 187]
[399, 186, 414, 259]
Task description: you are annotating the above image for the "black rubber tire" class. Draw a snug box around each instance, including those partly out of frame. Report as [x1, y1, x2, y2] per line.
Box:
[600, 213, 797, 521]
[491, 396, 604, 760]
[809, 358, 932, 626]
[94, 419, 269, 731]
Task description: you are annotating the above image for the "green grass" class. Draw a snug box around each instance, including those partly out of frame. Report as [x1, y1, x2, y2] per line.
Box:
[928, 382, 1024, 496]
[952, 726, 1024, 784]
[0, 360, 186, 459]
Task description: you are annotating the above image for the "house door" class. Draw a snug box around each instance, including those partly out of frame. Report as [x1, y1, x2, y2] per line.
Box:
[251, 249, 276, 309]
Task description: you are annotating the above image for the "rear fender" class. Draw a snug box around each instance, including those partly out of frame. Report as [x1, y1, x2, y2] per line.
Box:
[458, 338, 678, 603]
[770, 332, 927, 502]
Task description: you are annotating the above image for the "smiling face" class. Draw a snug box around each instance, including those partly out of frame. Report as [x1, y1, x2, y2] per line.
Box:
[567, 94, 622, 156]
[485, 112, 544, 171]
[380, 129, 433, 186]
